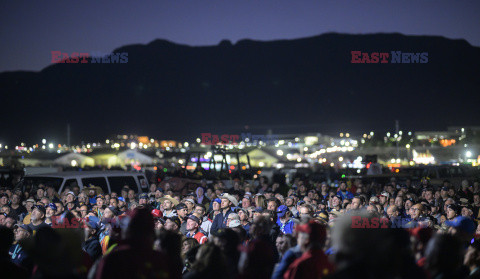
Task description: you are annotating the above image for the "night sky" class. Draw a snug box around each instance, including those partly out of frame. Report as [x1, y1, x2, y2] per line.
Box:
[1, 0, 479, 72]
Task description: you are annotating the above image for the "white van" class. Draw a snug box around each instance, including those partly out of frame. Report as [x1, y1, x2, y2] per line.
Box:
[24, 171, 148, 194]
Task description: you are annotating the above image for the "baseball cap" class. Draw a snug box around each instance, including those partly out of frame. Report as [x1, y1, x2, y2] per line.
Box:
[380, 191, 390, 198]
[118, 197, 125, 202]
[96, 194, 105, 200]
[183, 198, 195, 204]
[445, 216, 476, 234]
[66, 191, 76, 198]
[166, 216, 181, 228]
[213, 198, 221, 204]
[236, 208, 248, 215]
[151, 209, 163, 218]
[277, 205, 289, 218]
[14, 224, 33, 235]
[176, 203, 187, 210]
[33, 205, 46, 215]
[187, 215, 202, 224]
[295, 221, 327, 242]
[139, 193, 149, 200]
[47, 203, 57, 211]
[87, 219, 100, 230]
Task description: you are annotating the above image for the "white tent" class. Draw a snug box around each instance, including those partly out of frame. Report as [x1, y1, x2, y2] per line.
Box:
[54, 153, 95, 167]
[117, 150, 153, 165]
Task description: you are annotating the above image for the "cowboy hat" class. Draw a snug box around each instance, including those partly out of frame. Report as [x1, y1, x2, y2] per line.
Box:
[159, 195, 179, 206]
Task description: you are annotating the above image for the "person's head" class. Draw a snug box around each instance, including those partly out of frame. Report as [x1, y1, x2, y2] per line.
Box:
[11, 193, 21, 206]
[331, 195, 342, 207]
[65, 192, 76, 203]
[163, 199, 174, 210]
[462, 205, 474, 218]
[424, 189, 434, 202]
[128, 190, 135, 200]
[103, 206, 116, 219]
[164, 217, 180, 232]
[266, 198, 278, 211]
[351, 197, 362, 210]
[193, 204, 206, 218]
[446, 205, 458, 220]
[404, 199, 413, 211]
[176, 203, 188, 219]
[366, 205, 377, 214]
[0, 194, 8, 206]
[339, 181, 347, 191]
[220, 197, 232, 211]
[296, 221, 327, 252]
[31, 205, 46, 223]
[109, 198, 118, 208]
[84, 218, 99, 240]
[36, 188, 45, 198]
[276, 234, 295, 255]
[249, 215, 272, 238]
[4, 217, 15, 228]
[212, 198, 221, 211]
[387, 205, 399, 219]
[96, 196, 105, 207]
[14, 224, 32, 242]
[183, 199, 195, 212]
[54, 202, 64, 215]
[425, 233, 464, 277]
[46, 203, 57, 218]
[465, 240, 480, 269]
[474, 194, 480, 205]
[186, 215, 201, 232]
[192, 242, 227, 275]
[410, 204, 423, 220]
[242, 196, 252, 208]
[237, 208, 249, 222]
[299, 204, 313, 218]
[182, 238, 199, 256]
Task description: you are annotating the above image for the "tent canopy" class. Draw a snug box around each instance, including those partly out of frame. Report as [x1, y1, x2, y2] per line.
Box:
[54, 153, 95, 167]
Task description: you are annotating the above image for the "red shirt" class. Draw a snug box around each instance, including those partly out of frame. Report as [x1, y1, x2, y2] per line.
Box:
[284, 248, 334, 279]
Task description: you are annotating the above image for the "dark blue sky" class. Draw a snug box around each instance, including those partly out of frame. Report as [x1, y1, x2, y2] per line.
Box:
[1, 0, 479, 72]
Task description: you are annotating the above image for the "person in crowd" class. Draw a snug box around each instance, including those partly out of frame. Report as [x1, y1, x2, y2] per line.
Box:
[192, 203, 212, 236]
[276, 234, 296, 262]
[276, 205, 294, 235]
[464, 239, 480, 278]
[83, 217, 102, 262]
[185, 215, 208, 244]
[94, 208, 176, 279]
[160, 195, 179, 218]
[284, 221, 334, 279]
[183, 242, 229, 279]
[211, 193, 237, 234]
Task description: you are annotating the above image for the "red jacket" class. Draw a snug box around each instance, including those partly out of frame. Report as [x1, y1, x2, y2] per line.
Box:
[284, 248, 334, 279]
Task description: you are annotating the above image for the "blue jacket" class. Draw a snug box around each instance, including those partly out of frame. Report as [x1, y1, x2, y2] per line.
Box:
[271, 245, 302, 279]
[276, 219, 295, 235]
[210, 208, 233, 234]
[337, 190, 354, 200]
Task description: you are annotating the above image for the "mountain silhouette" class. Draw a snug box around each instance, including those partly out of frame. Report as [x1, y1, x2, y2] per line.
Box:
[1, 33, 479, 144]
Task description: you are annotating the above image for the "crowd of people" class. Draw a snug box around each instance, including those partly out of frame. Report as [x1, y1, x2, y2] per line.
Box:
[1, 174, 480, 278]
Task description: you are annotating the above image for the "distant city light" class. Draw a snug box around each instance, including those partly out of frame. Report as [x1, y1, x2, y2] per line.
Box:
[466, 151, 472, 158]
[277, 150, 283, 156]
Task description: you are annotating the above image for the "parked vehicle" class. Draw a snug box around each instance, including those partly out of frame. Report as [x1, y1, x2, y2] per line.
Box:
[23, 171, 148, 194]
